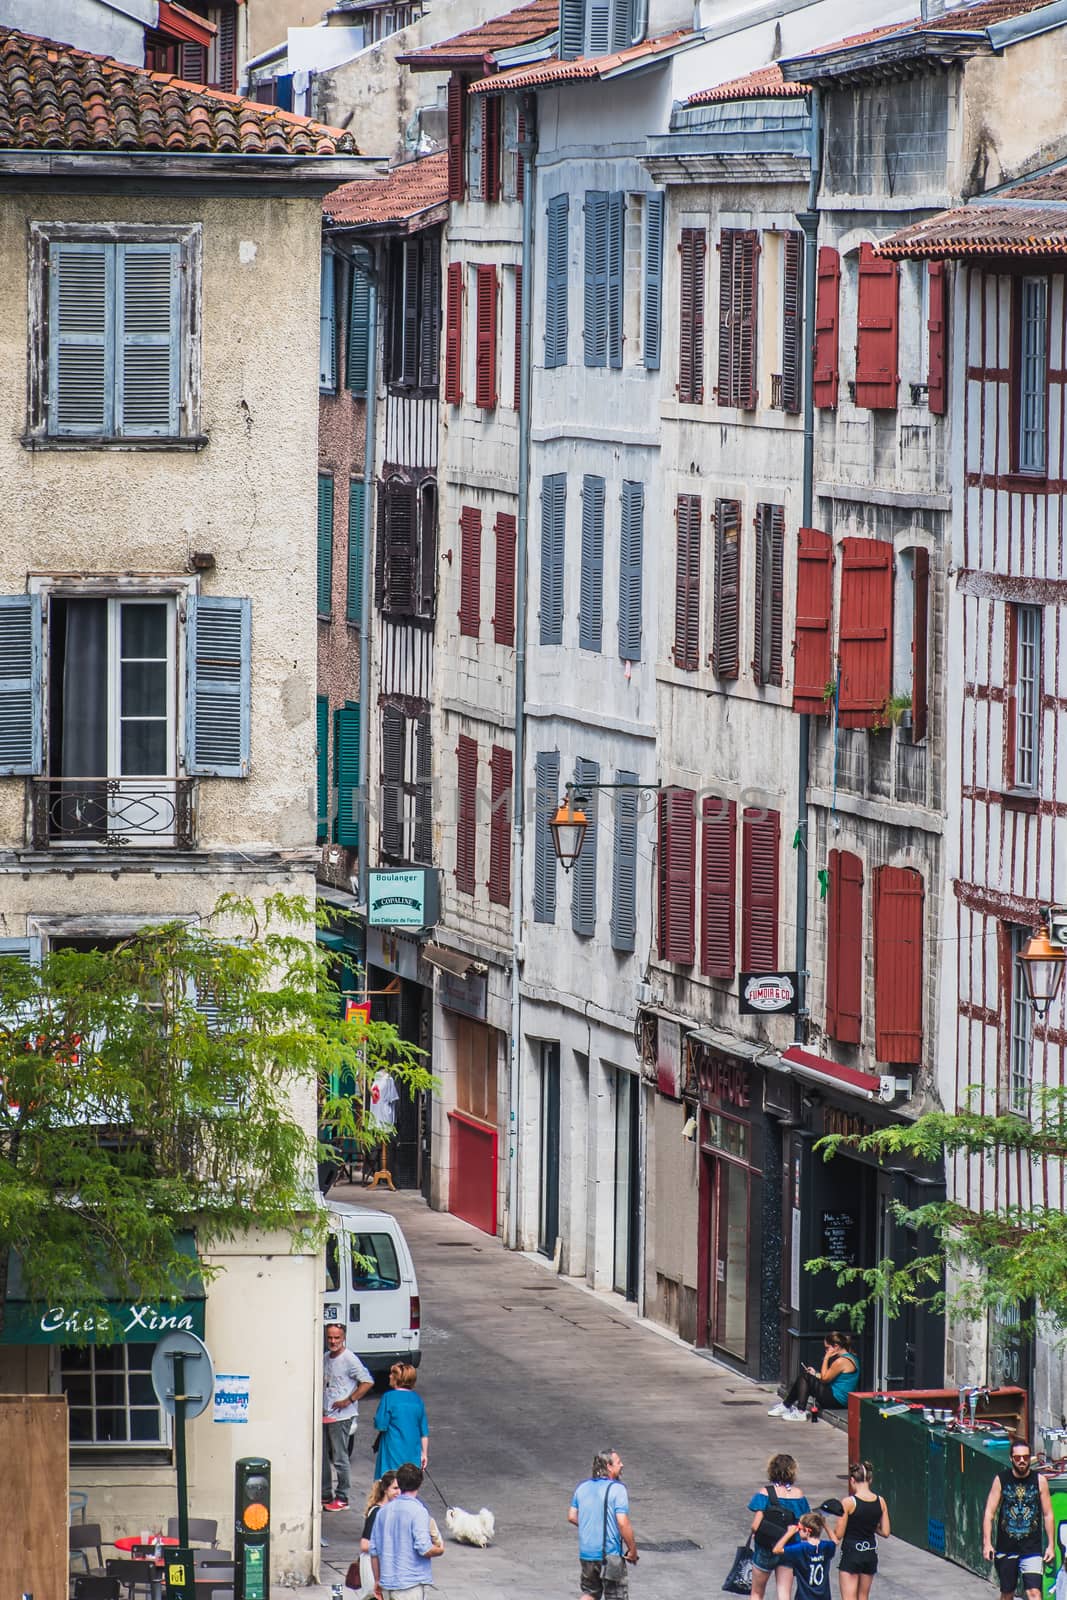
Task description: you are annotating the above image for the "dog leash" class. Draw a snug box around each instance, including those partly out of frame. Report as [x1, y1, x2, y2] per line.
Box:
[423, 1466, 450, 1512]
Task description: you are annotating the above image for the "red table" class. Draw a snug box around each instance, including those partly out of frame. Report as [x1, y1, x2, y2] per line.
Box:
[114, 1535, 179, 1554]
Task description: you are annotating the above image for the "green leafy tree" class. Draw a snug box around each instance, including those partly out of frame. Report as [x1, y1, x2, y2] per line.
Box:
[0, 893, 431, 1341]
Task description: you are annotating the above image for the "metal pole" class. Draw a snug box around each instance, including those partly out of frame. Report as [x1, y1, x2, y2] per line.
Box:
[173, 1351, 190, 1549]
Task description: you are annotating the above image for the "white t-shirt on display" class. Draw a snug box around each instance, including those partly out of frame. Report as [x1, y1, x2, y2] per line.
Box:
[370, 1070, 399, 1129]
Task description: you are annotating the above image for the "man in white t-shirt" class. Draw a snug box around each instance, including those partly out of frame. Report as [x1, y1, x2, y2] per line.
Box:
[323, 1324, 374, 1510]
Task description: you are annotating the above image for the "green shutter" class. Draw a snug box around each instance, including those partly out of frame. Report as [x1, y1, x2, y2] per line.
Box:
[316, 695, 329, 843]
[320, 250, 337, 391]
[334, 701, 360, 847]
[318, 473, 335, 617]
[347, 479, 366, 623]
[643, 193, 664, 370]
[618, 480, 644, 662]
[347, 257, 372, 394]
[571, 755, 599, 937]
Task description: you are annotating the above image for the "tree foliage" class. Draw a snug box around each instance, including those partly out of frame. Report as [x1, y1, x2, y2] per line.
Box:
[0, 894, 432, 1340]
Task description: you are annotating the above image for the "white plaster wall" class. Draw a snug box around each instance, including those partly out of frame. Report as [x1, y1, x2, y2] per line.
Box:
[0, 0, 150, 63]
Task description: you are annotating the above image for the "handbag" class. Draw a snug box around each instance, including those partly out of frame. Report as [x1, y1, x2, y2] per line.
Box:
[721, 1536, 754, 1595]
[345, 1552, 375, 1595]
[601, 1480, 628, 1582]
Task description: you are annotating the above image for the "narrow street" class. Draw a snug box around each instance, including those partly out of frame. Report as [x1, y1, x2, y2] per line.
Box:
[312, 1188, 990, 1600]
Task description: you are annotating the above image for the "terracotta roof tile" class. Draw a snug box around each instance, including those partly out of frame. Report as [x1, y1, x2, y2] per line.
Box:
[0, 27, 358, 155]
[399, 0, 557, 68]
[324, 151, 449, 226]
[469, 27, 693, 91]
[780, 0, 1065, 77]
[878, 164, 1067, 257]
[687, 63, 809, 105]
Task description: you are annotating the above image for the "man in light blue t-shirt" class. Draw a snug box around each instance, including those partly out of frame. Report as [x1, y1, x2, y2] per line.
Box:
[370, 1462, 444, 1600]
[568, 1449, 639, 1600]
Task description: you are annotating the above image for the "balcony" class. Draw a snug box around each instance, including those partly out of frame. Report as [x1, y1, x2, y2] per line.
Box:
[30, 779, 195, 850]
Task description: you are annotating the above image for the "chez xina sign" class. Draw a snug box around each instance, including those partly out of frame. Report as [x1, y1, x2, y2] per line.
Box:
[2, 1297, 206, 1346]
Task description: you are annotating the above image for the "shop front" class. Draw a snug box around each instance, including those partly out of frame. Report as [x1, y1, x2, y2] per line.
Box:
[429, 948, 508, 1238]
[365, 926, 434, 1193]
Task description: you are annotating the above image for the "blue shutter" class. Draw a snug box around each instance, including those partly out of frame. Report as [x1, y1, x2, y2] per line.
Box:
[533, 749, 560, 924]
[588, 0, 610, 52]
[334, 701, 360, 847]
[610, 0, 635, 51]
[0, 936, 42, 964]
[608, 192, 624, 369]
[545, 195, 569, 370]
[540, 473, 566, 646]
[584, 191, 608, 368]
[117, 243, 180, 437]
[48, 241, 112, 436]
[316, 694, 329, 843]
[347, 256, 372, 394]
[318, 473, 335, 616]
[560, 0, 585, 58]
[347, 478, 365, 623]
[571, 756, 599, 937]
[578, 474, 605, 652]
[185, 596, 252, 778]
[0, 595, 42, 776]
[320, 250, 337, 391]
[643, 193, 664, 370]
[610, 769, 638, 952]
[618, 481, 644, 662]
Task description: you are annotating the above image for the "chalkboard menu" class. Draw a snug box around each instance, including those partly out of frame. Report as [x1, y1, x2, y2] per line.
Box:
[821, 1210, 858, 1266]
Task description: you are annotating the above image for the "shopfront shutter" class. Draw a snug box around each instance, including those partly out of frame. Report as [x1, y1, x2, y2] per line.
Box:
[185, 596, 251, 778]
[712, 497, 740, 679]
[447, 74, 466, 200]
[347, 479, 365, 624]
[334, 701, 360, 847]
[813, 246, 840, 409]
[618, 480, 644, 662]
[584, 191, 609, 368]
[533, 749, 560, 923]
[571, 756, 599, 937]
[643, 192, 664, 371]
[610, 769, 638, 953]
[347, 256, 372, 395]
[912, 547, 930, 742]
[381, 705, 406, 857]
[0, 595, 42, 776]
[455, 734, 478, 894]
[481, 96, 501, 203]
[488, 744, 512, 906]
[539, 473, 566, 645]
[781, 231, 803, 414]
[475, 264, 498, 409]
[673, 493, 701, 671]
[458, 505, 482, 637]
[927, 261, 947, 416]
[317, 472, 334, 617]
[741, 806, 779, 971]
[444, 261, 463, 404]
[657, 787, 696, 964]
[838, 537, 893, 728]
[855, 243, 900, 409]
[678, 228, 705, 404]
[826, 848, 863, 1043]
[493, 512, 517, 647]
[792, 526, 833, 713]
[316, 694, 329, 843]
[545, 195, 569, 370]
[700, 796, 736, 979]
[608, 191, 624, 369]
[579, 474, 605, 652]
[873, 864, 924, 1063]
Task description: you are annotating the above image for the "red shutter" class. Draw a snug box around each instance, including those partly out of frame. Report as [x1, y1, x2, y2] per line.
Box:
[447, 74, 466, 201]
[752, 503, 784, 686]
[481, 96, 501, 203]
[838, 537, 893, 728]
[826, 849, 863, 1044]
[813, 246, 840, 409]
[855, 243, 900, 409]
[488, 744, 512, 906]
[458, 505, 481, 637]
[927, 261, 947, 416]
[493, 512, 516, 646]
[179, 41, 207, 81]
[792, 526, 834, 713]
[513, 264, 523, 409]
[516, 111, 526, 202]
[912, 547, 929, 742]
[673, 493, 701, 671]
[444, 261, 463, 405]
[475, 264, 498, 410]
[216, 6, 237, 92]
[873, 865, 924, 1063]
[678, 228, 706, 405]
[741, 807, 779, 971]
[738, 230, 759, 410]
[455, 734, 478, 895]
[781, 231, 803, 414]
[712, 497, 740, 679]
[657, 787, 696, 964]
[700, 797, 736, 978]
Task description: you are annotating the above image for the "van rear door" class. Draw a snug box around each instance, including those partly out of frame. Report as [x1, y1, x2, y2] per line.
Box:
[343, 1224, 418, 1365]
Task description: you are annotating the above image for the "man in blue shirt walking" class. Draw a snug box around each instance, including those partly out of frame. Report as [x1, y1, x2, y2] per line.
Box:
[370, 1461, 444, 1600]
[568, 1449, 639, 1600]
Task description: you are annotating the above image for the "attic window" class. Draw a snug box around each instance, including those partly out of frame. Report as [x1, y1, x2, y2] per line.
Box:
[559, 0, 645, 59]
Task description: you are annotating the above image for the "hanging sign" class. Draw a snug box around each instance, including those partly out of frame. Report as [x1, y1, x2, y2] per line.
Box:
[739, 971, 799, 1015]
[368, 869, 440, 929]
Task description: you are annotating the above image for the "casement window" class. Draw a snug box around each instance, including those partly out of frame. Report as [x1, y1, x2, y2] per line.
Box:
[320, 249, 337, 392]
[502, 102, 525, 203]
[926, 261, 947, 417]
[1016, 276, 1049, 475]
[643, 193, 664, 371]
[381, 703, 432, 864]
[29, 223, 201, 443]
[658, 787, 696, 964]
[571, 756, 599, 937]
[385, 235, 440, 392]
[673, 493, 701, 671]
[480, 96, 502, 203]
[711, 497, 741, 679]
[583, 192, 625, 369]
[455, 734, 478, 894]
[488, 744, 512, 906]
[700, 796, 736, 979]
[813, 245, 840, 409]
[779, 231, 803, 414]
[376, 472, 436, 619]
[333, 701, 360, 847]
[752, 503, 784, 687]
[458, 505, 482, 637]
[533, 750, 561, 924]
[346, 479, 365, 624]
[873, 864, 923, 1063]
[540, 473, 566, 645]
[560, 0, 641, 58]
[493, 512, 517, 646]
[618, 481, 644, 663]
[317, 473, 334, 618]
[717, 228, 759, 409]
[677, 227, 706, 404]
[579, 475, 605, 652]
[837, 537, 892, 728]
[1007, 603, 1042, 792]
[792, 526, 833, 713]
[740, 807, 779, 970]
[1007, 924, 1033, 1115]
[316, 695, 329, 843]
[512, 265, 523, 409]
[444, 262, 463, 404]
[63, 1343, 166, 1449]
[347, 253, 373, 396]
[610, 769, 638, 953]
[474, 265, 498, 409]
[854, 243, 900, 409]
[447, 73, 466, 201]
[545, 195, 570, 370]
[826, 849, 863, 1043]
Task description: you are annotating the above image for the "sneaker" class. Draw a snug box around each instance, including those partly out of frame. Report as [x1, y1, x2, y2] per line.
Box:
[323, 1498, 347, 1512]
[767, 1401, 787, 1416]
[781, 1406, 807, 1421]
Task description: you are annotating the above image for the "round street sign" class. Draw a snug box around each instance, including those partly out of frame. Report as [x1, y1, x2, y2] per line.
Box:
[151, 1329, 215, 1419]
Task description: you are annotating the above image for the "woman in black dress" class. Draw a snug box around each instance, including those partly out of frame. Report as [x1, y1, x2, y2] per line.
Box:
[837, 1462, 890, 1600]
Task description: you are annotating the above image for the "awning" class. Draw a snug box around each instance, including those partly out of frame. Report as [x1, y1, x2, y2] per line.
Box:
[687, 1025, 781, 1064]
[779, 1045, 888, 1102]
[3, 1230, 206, 1345]
[421, 943, 486, 979]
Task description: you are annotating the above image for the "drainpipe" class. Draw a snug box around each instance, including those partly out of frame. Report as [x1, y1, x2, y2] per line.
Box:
[507, 94, 537, 1252]
[794, 86, 823, 1046]
[357, 250, 379, 912]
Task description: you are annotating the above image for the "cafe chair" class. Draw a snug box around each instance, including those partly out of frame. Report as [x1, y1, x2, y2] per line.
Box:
[105, 1557, 155, 1599]
[70, 1523, 107, 1575]
[72, 1578, 121, 1600]
[69, 1490, 89, 1525]
[168, 1515, 219, 1546]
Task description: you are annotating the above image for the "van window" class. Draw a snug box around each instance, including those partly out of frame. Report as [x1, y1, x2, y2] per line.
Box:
[326, 1234, 340, 1292]
[350, 1232, 401, 1291]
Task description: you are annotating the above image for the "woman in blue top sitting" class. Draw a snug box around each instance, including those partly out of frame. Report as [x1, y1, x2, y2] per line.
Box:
[748, 1452, 811, 1600]
[373, 1362, 429, 1476]
[771, 1332, 860, 1422]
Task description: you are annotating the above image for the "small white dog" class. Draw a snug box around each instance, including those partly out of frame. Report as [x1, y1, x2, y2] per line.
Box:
[445, 1506, 496, 1547]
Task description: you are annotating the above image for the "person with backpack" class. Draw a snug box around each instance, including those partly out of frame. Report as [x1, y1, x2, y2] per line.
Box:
[748, 1453, 811, 1599]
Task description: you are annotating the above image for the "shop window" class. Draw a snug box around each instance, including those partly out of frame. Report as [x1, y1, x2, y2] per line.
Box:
[63, 1342, 166, 1448]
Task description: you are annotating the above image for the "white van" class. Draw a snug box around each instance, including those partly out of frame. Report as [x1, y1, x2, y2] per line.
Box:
[323, 1200, 421, 1379]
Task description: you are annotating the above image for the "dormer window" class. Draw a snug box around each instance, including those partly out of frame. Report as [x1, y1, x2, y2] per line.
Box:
[559, 0, 645, 59]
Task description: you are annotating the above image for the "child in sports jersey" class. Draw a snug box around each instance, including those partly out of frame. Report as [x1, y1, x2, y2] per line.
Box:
[772, 1511, 839, 1600]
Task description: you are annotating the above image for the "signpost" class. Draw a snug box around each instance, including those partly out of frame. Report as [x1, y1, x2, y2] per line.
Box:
[151, 1330, 214, 1555]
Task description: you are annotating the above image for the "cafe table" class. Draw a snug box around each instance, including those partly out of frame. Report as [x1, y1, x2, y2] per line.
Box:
[112, 1536, 179, 1600]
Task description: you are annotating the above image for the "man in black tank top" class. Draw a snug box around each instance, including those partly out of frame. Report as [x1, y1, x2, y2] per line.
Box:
[982, 1442, 1054, 1600]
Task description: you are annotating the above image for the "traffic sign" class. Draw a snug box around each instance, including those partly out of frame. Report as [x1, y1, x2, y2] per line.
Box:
[151, 1331, 214, 1418]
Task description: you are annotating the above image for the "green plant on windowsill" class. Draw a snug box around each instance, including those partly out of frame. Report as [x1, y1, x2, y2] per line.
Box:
[820, 680, 837, 708]
[873, 692, 912, 731]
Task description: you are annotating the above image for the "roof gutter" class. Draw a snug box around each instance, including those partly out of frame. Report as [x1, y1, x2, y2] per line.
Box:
[0, 151, 375, 185]
[986, 0, 1067, 47]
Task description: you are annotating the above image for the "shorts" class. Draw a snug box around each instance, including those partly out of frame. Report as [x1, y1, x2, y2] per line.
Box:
[839, 1544, 878, 1576]
[994, 1552, 1044, 1594]
[579, 1558, 628, 1600]
[751, 1546, 779, 1573]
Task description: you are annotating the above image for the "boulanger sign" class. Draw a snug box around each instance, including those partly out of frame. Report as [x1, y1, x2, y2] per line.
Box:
[738, 971, 799, 1015]
[368, 869, 440, 929]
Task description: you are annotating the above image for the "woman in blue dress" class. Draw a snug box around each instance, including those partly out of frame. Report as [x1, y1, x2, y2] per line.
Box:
[373, 1362, 429, 1477]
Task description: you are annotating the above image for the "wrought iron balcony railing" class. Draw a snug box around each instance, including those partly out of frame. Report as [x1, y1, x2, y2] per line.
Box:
[30, 778, 195, 850]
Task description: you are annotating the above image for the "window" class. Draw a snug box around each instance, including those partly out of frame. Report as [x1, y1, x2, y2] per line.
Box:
[317, 473, 334, 618]
[63, 1343, 165, 1447]
[826, 849, 863, 1043]
[385, 235, 440, 391]
[480, 96, 502, 202]
[893, 547, 930, 740]
[752, 503, 784, 687]
[444, 262, 463, 404]
[677, 228, 706, 404]
[740, 806, 779, 970]
[618, 481, 644, 663]
[333, 701, 360, 848]
[837, 537, 893, 728]
[583, 192, 625, 369]
[540, 473, 566, 645]
[873, 864, 923, 1064]
[533, 750, 560, 924]
[376, 472, 436, 619]
[658, 786, 696, 964]
[1007, 925, 1033, 1115]
[610, 770, 638, 954]
[380, 704, 432, 864]
[814, 246, 841, 409]
[1008, 604, 1042, 792]
[320, 249, 337, 392]
[700, 796, 736, 978]
[717, 228, 759, 409]
[854, 244, 900, 409]
[1017, 276, 1048, 475]
[571, 756, 599, 937]
[493, 512, 517, 646]
[459, 505, 482, 637]
[347, 479, 365, 624]
[545, 195, 569, 370]
[560, 0, 642, 59]
[579, 475, 605, 652]
[673, 493, 701, 671]
[455, 734, 478, 895]
[712, 498, 741, 679]
[643, 193, 664, 371]
[474, 265, 498, 409]
[447, 74, 466, 201]
[29, 223, 200, 444]
[488, 744, 512, 906]
[350, 1232, 401, 1290]
[792, 525, 833, 713]
[317, 694, 329, 844]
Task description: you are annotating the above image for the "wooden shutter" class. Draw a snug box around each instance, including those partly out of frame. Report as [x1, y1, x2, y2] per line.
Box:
[0, 594, 42, 776]
[444, 261, 463, 404]
[385, 479, 417, 613]
[418, 239, 441, 390]
[118, 243, 180, 436]
[712, 497, 740, 679]
[588, 0, 610, 53]
[540, 473, 566, 645]
[447, 74, 466, 200]
[513, 264, 523, 408]
[334, 701, 360, 847]
[826, 849, 863, 1043]
[418, 480, 437, 618]
[718, 228, 758, 409]
[752, 503, 784, 687]
[792, 526, 833, 713]
[584, 191, 609, 368]
[347, 256, 372, 394]
[413, 711, 432, 863]
[533, 749, 560, 923]
[560, 0, 584, 58]
[855, 243, 900, 409]
[657, 787, 696, 964]
[381, 704, 406, 857]
[912, 547, 930, 742]
[781, 231, 803, 414]
[216, 5, 237, 92]
[488, 744, 512, 906]
[873, 864, 924, 1063]
[610, 0, 635, 50]
[49, 242, 111, 436]
[678, 227, 706, 404]
[481, 96, 501, 203]
[608, 191, 624, 369]
[317, 473, 334, 616]
[493, 511, 517, 646]
[347, 479, 365, 624]
[458, 505, 482, 637]
[700, 796, 736, 978]
[319, 249, 337, 391]
[516, 111, 526, 203]
[316, 695, 329, 842]
[741, 806, 779, 970]
[813, 246, 840, 409]
[643, 192, 664, 370]
[400, 239, 420, 387]
[179, 41, 207, 80]
[838, 537, 893, 728]
[927, 261, 947, 416]
[571, 756, 599, 937]
[579, 474, 605, 652]
[610, 769, 639, 953]
[185, 596, 251, 778]
[474, 264, 498, 409]
[545, 194, 569, 369]
[618, 480, 644, 662]
[673, 493, 701, 671]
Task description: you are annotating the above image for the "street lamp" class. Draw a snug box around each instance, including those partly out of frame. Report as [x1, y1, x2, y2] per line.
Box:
[1018, 924, 1067, 1018]
[548, 778, 660, 873]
